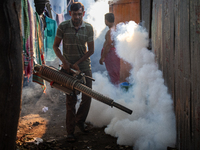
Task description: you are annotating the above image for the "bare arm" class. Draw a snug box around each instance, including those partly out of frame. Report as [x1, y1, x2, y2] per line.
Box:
[99, 30, 112, 65]
[53, 36, 71, 72]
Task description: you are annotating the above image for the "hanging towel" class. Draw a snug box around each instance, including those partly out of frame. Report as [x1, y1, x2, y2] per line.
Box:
[44, 16, 57, 61]
[56, 13, 64, 26]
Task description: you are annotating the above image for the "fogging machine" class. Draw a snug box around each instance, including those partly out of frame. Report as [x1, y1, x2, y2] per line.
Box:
[33, 64, 132, 115]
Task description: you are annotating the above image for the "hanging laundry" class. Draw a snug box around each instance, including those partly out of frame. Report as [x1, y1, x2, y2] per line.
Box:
[44, 6, 50, 18]
[32, 12, 46, 92]
[34, 12, 45, 65]
[44, 16, 57, 61]
[27, 0, 35, 78]
[56, 13, 64, 26]
[21, 0, 24, 39]
[22, 0, 31, 78]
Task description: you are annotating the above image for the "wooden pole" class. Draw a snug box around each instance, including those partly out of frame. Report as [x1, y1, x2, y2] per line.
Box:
[0, 0, 23, 149]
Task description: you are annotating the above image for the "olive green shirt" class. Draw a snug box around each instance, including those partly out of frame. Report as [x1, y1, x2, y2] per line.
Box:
[56, 19, 94, 72]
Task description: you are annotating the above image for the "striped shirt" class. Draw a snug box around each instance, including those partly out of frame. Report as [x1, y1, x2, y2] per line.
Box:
[56, 19, 94, 71]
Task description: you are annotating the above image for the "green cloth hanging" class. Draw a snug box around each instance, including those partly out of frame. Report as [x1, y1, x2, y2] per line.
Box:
[44, 16, 57, 61]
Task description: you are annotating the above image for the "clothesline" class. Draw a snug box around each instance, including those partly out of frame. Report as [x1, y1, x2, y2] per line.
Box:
[62, 0, 72, 13]
[45, 0, 72, 16]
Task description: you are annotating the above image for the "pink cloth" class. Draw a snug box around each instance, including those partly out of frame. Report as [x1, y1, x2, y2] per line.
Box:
[56, 14, 64, 26]
[101, 47, 120, 85]
[24, 1, 34, 78]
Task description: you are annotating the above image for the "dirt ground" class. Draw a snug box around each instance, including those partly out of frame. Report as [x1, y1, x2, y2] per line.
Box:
[16, 80, 133, 150]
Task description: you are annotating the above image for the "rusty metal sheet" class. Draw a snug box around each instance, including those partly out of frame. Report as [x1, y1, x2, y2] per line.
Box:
[112, 1, 140, 24]
[109, 0, 140, 5]
[112, 3, 123, 24]
[129, 1, 140, 23]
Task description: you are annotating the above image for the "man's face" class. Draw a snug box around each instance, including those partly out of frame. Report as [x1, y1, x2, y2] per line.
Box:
[69, 8, 85, 27]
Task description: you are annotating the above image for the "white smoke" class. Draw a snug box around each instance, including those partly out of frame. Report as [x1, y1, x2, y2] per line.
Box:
[83, 1, 176, 150]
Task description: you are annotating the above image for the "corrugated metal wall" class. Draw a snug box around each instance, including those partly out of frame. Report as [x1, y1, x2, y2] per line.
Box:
[141, 0, 200, 149]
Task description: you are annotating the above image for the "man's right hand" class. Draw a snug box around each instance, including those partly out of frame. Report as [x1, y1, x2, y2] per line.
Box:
[99, 57, 104, 65]
[62, 60, 71, 73]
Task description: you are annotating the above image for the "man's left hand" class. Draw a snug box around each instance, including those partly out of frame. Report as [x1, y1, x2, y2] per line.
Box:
[72, 63, 80, 72]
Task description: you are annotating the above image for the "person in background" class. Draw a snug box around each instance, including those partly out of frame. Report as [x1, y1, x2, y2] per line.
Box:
[53, 2, 94, 142]
[99, 13, 120, 85]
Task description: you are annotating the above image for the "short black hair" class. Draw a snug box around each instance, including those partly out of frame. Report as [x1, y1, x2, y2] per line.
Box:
[105, 13, 115, 23]
[70, 2, 84, 12]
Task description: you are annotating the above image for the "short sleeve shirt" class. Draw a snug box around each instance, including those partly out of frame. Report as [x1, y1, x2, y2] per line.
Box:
[56, 19, 94, 72]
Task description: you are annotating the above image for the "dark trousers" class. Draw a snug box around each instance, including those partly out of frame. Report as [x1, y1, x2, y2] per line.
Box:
[66, 70, 92, 134]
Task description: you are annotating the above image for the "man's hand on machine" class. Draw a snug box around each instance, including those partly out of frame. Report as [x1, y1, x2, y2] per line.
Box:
[71, 63, 80, 72]
[59, 62, 80, 75]
[62, 60, 71, 73]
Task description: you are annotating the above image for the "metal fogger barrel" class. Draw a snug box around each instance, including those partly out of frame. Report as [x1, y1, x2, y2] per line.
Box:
[34, 64, 132, 115]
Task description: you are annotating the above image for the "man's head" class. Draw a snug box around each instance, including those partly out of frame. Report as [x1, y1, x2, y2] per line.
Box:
[105, 13, 115, 25]
[69, 2, 85, 27]
[70, 2, 85, 12]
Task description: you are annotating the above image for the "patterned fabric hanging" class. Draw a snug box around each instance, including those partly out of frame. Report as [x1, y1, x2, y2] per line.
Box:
[22, 0, 31, 77]
[32, 12, 46, 92]
[26, 0, 35, 78]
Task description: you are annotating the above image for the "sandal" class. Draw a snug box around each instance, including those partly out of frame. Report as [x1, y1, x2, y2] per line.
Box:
[66, 134, 76, 142]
